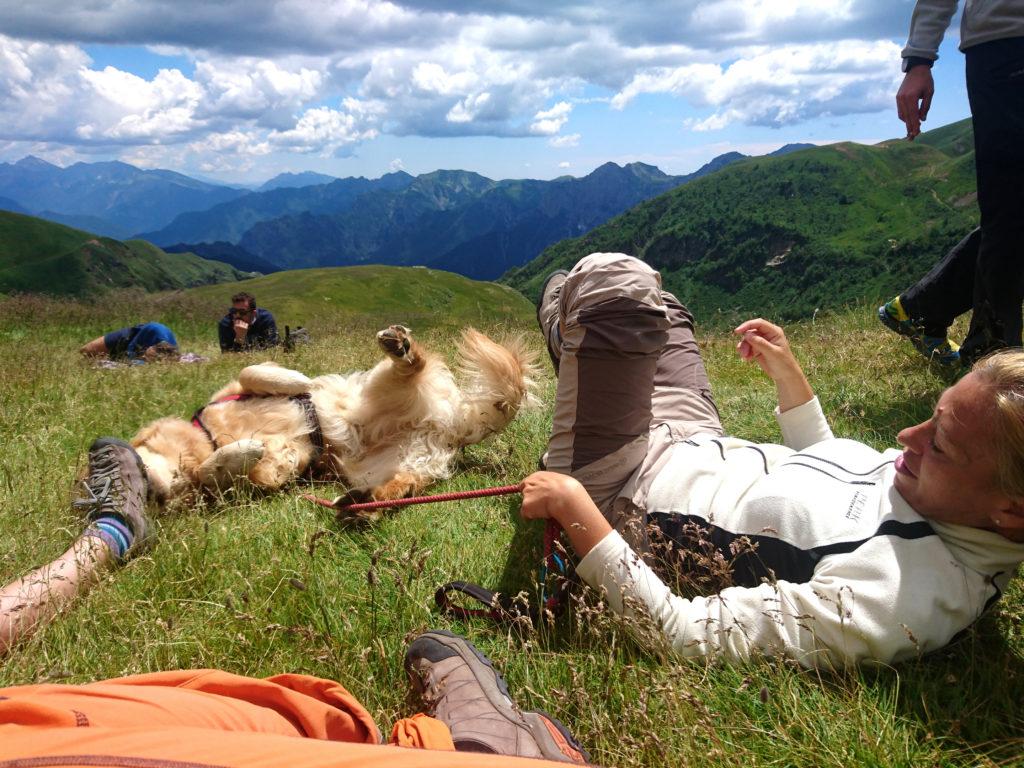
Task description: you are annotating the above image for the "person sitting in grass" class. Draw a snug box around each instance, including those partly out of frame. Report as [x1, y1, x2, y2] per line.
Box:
[79, 322, 178, 363]
[219, 290, 279, 352]
[521, 253, 1024, 669]
[0, 440, 588, 765]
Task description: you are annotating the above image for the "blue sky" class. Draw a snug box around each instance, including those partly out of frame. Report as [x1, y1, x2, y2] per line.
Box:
[0, 1, 971, 185]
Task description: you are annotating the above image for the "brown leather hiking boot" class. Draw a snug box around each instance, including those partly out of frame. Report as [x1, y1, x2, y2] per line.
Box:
[73, 437, 152, 559]
[405, 630, 589, 763]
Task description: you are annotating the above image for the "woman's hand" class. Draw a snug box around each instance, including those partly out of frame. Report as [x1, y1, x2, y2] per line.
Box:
[734, 319, 814, 412]
[520, 471, 612, 558]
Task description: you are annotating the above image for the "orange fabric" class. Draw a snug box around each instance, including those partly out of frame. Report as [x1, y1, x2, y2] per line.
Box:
[390, 713, 456, 750]
[0, 726, 582, 767]
[0, 669, 379, 744]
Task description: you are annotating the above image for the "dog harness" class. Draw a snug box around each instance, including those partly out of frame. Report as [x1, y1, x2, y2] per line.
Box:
[191, 393, 325, 460]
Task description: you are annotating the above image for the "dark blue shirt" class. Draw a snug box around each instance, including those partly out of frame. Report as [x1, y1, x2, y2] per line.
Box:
[218, 308, 279, 352]
[103, 322, 178, 360]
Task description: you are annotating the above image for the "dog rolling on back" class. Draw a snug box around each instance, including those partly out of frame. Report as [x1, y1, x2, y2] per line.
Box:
[131, 325, 536, 515]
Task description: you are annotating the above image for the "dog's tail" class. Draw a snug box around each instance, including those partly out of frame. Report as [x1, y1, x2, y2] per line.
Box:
[455, 328, 539, 445]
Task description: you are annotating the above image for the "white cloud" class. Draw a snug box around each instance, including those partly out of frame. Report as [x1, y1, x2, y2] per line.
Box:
[447, 92, 492, 123]
[77, 66, 203, 140]
[268, 105, 378, 154]
[614, 39, 901, 129]
[388, 157, 404, 172]
[0, 2, 921, 170]
[531, 101, 572, 135]
[196, 59, 323, 125]
[549, 132, 580, 148]
[558, 161, 570, 168]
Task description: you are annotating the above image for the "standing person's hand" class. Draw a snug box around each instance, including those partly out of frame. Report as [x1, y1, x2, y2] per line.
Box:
[896, 66, 934, 140]
[734, 319, 814, 412]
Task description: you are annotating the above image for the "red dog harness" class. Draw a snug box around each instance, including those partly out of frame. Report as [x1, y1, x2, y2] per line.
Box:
[191, 393, 325, 460]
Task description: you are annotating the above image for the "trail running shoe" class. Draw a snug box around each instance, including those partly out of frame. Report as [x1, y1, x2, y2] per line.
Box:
[73, 437, 152, 558]
[405, 629, 589, 763]
[878, 297, 960, 367]
[912, 335, 961, 367]
[877, 296, 919, 339]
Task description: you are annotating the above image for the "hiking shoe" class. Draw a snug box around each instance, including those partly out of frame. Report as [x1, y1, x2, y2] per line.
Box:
[537, 270, 569, 374]
[405, 630, 589, 763]
[73, 437, 152, 558]
[877, 296, 919, 339]
[913, 335, 961, 367]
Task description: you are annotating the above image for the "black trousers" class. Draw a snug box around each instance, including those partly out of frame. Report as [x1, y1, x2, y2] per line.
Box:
[900, 36, 1024, 363]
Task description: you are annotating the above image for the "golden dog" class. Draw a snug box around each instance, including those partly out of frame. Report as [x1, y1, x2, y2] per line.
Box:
[130, 325, 536, 515]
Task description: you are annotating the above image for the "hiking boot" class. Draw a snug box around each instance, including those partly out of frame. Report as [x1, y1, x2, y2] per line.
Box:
[877, 296, 919, 339]
[73, 437, 152, 559]
[912, 335, 961, 367]
[405, 630, 589, 763]
[537, 270, 569, 375]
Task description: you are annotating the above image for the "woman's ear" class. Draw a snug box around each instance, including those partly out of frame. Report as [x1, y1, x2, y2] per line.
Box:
[993, 500, 1024, 541]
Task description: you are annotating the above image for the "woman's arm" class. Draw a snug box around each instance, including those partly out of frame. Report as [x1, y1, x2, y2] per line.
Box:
[520, 471, 612, 558]
[734, 318, 814, 413]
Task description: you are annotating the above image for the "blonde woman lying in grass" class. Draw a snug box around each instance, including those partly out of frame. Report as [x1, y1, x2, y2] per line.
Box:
[524, 253, 1024, 669]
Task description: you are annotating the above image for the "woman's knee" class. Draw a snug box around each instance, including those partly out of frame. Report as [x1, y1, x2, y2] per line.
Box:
[563, 252, 665, 324]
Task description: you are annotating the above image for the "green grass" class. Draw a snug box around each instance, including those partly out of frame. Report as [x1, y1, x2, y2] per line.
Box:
[1, 279, 1022, 767]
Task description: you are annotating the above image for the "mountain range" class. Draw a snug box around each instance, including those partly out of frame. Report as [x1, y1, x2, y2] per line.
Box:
[0, 156, 246, 239]
[153, 145, 811, 280]
[0, 144, 813, 282]
[503, 119, 978, 322]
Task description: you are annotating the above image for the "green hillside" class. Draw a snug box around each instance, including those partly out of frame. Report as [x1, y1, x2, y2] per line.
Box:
[504, 119, 978, 323]
[0, 211, 249, 297]
[184, 264, 535, 333]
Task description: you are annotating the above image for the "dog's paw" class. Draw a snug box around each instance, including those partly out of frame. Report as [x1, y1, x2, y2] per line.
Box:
[376, 325, 414, 362]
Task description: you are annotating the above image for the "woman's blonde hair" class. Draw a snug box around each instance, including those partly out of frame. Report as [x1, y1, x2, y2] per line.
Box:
[972, 349, 1024, 498]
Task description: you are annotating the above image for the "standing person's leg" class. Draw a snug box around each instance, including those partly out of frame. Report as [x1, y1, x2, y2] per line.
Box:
[899, 227, 980, 336]
[538, 254, 720, 515]
[0, 438, 151, 656]
[960, 37, 1024, 365]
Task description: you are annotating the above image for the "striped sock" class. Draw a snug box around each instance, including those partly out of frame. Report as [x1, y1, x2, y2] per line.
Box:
[81, 516, 134, 561]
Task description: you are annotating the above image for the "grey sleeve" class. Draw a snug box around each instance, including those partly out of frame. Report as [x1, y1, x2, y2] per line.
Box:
[901, 0, 960, 60]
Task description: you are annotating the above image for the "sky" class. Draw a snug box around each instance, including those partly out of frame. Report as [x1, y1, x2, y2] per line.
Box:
[0, 1, 971, 185]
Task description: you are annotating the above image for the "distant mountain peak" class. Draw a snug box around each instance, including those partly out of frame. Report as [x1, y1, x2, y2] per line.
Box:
[259, 170, 339, 192]
[15, 155, 57, 170]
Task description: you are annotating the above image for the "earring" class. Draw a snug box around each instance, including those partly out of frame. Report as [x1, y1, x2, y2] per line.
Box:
[993, 516, 1003, 527]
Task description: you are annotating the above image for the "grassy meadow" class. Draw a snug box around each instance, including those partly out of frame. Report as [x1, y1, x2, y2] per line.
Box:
[1, 269, 1022, 767]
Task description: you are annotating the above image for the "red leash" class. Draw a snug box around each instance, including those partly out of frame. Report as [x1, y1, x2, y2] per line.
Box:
[302, 482, 571, 623]
[301, 482, 526, 512]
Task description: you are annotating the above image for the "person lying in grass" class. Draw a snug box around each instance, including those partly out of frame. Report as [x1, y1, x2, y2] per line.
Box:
[79, 321, 179, 363]
[523, 253, 1024, 669]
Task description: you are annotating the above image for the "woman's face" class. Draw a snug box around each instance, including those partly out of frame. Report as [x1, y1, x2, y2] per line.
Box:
[894, 372, 1011, 528]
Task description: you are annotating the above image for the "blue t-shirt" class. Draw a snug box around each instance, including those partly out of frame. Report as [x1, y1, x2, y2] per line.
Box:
[104, 323, 177, 360]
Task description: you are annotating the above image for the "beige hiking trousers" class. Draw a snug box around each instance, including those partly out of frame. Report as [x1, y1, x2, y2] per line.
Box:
[539, 253, 723, 537]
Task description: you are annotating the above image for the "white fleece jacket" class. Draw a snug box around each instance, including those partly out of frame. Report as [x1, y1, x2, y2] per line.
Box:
[902, 0, 1024, 60]
[576, 398, 1024, 669]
